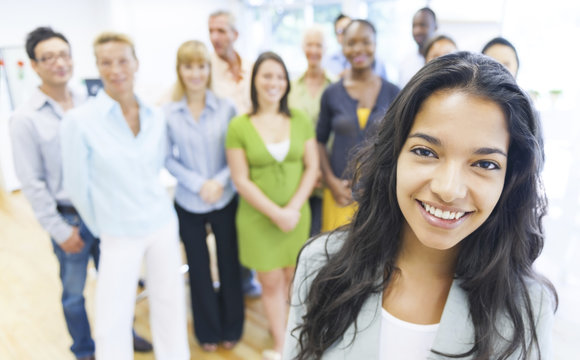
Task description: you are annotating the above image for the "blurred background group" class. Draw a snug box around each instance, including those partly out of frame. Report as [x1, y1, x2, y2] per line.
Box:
[0, 0, 579, 359]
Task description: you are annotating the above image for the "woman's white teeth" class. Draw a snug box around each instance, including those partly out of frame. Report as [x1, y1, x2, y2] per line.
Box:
[423, 203, 465, 220]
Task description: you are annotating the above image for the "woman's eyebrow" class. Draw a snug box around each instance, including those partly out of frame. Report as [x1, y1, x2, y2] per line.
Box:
[408, 132, 441, 146]
[409, 132, 507, 157]
[474, 147, 507, 157]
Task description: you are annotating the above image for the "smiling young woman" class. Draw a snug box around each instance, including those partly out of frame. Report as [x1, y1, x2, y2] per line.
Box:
[164, 40, 244, 353]
[316, 19, 399, 233]
[285, 52, 557, 360]
[226, 52, 319, 359]
[395, 90, 509, 253]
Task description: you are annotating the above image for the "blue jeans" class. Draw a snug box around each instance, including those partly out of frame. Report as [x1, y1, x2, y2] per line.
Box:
[51, 211, 100, 359]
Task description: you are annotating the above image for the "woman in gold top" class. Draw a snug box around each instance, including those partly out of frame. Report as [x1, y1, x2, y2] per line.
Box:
[316, 19, 399, 232]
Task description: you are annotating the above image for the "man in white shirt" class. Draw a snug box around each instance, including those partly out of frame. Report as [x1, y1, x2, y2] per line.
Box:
[398, 7, 438, 87]
[208, 10, 262, 297]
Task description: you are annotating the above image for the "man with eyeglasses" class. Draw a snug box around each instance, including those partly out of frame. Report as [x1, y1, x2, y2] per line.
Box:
[9, 27, 151, 360]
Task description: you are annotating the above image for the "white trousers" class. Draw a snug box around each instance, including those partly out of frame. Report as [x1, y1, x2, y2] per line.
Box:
[95, 219, 190, 360]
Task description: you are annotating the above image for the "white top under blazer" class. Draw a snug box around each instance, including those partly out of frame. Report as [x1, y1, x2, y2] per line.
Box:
[380, 307, 439, 359]
[284, 231, 555, 360]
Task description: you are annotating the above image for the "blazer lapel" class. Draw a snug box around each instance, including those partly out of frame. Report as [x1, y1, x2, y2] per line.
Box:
[325, 279, 474, 359]
[428, 279, 474, 359]
[332, 292, 383, 359]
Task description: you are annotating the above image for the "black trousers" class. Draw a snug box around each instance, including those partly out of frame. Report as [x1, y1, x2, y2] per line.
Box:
[175, 198, 244, 343]
[309, 196, 322, 237]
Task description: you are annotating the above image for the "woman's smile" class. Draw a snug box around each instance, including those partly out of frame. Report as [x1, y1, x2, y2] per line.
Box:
[416, 200, 472, 230]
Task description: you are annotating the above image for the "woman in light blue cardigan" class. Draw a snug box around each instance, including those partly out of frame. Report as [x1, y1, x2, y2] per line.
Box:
[62, 32, 189, 360]
[285, 52, 557, 360]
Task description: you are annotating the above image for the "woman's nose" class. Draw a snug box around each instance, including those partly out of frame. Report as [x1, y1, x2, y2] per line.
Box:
[353, 41, 364, 52]
[430, 161, 468, 203]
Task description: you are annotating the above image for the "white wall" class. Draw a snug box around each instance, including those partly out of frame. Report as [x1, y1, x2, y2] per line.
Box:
[103, 0, 239, 102]
[0, 0, 242, 99]
[0, 0, 109, 87]
[0, 0, 237, 189]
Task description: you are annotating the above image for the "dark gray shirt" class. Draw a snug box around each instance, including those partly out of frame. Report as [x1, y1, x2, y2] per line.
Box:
[316, 78, 399, 179]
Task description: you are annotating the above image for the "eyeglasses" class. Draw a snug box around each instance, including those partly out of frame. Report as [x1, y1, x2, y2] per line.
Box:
[36, 52, 71, 65]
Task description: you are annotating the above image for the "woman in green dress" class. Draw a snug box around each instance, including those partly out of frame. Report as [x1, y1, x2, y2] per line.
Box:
[226, 51, 319, 359]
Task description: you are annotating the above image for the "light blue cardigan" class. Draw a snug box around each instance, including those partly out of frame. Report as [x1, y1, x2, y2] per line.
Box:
[283, 232, 555, 359]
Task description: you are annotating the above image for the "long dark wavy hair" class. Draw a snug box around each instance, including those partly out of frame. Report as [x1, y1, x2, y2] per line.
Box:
[249, 51, 291, 117]
[292, 52, 557, 359]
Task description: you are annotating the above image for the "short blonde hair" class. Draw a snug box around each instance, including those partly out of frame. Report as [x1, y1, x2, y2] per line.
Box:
[93, 31, 137, 59]
[172, 40, 212, 101]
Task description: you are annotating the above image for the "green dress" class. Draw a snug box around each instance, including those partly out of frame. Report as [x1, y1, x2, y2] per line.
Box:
[226, 110, 314, 271]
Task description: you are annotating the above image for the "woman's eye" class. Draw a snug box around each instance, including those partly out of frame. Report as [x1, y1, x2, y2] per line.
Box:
[411, 147, 437, 158]
[473, 160, 500, 170]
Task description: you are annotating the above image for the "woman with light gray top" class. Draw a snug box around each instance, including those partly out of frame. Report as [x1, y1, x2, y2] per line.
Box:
[285, 53, 556, 359]
[164, 40, 244, 352]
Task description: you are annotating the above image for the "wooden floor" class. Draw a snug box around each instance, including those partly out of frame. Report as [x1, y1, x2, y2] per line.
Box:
[0, 191, 271, 360]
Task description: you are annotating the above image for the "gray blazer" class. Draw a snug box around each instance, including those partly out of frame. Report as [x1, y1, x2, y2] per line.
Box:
[283, 232, 555, 359]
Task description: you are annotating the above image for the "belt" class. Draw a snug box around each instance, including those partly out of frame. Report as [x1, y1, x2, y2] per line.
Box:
[56, 204, 78, 215]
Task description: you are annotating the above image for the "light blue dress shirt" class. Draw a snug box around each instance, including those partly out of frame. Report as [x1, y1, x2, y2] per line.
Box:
[9, 87, 86, 243]
[164, 90, 236, 214]
[60, 90, 175, 238]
